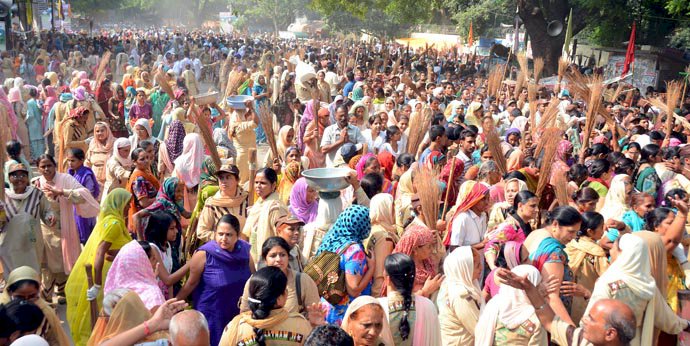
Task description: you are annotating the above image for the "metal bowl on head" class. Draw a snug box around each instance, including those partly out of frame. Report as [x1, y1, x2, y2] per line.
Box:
[301, 168, 353, 192]
[195, 91, 219, 106]
[226, 95, 254, 109]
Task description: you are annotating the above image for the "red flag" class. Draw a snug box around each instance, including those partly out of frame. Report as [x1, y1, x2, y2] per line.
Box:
[468, 22, 474, 47]
[622, 22, 636, 76]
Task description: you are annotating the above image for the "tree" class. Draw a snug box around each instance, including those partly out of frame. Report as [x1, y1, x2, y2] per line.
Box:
[228, 0, 311, 35]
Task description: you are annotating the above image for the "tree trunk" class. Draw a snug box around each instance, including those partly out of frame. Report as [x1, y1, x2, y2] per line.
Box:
[517, 0, 568, 76]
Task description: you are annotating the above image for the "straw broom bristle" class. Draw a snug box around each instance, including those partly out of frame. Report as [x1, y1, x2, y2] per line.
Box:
[558, 58, 569, 82]
[514, 71, 526, 100]
[608, 83, 625, 103]
[257, 103, 280, 161]
[219, 55, 233, 95]
[154, 71, 175, 98]
[565, 69, 590, 100]
[95, 51, 111, 87]
[487, 65, 504, 98]
[225, 70, 246, 97]
[192, 107, 222, 169]
[415, 166, 441, 229]
[533, 58, 544, 83]
[537, 97, 561, 129]
[407, 106, 433, 155]
[581, 75, 604, 155]
[528, 83, 538, 131]
[482, 121, 507, 175]
[554, 171, 569, 207]
[535, 127, 562, 201]
[665, 80, 683, 138]
[517, 53, 529, 79]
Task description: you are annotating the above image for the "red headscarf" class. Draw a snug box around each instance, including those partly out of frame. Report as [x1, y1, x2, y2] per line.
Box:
[443, 182, 490, 246]
[381, 224, 437, 295]
[377, 151, 395, 181]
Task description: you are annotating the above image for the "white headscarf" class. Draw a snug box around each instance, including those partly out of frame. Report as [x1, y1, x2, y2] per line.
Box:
[369, 193, 396, 233]
[129, 118, 156, 154]
[600, 174, 631, 221]
[174, 133, 205, 188]
[438, 246, 484, 308]
[113, 137, 133, 168]
[341, 296, 395, 346]
[475, 265, 541, 346]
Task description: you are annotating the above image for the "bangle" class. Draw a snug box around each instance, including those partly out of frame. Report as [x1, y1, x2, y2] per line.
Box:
[143, 321, 151, 336]
[535, 302, 548, 311]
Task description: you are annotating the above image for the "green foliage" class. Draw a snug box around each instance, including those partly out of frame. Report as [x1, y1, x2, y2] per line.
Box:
[665, 0, 690, 16]
[444, 0, 513, 38]
[668, 27, 690, 49]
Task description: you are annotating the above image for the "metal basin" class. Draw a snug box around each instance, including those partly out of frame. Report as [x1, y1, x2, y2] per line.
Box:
[195, 91, 219, 106]
[226, 95, 254, 109]
[301, 168, 353, 192]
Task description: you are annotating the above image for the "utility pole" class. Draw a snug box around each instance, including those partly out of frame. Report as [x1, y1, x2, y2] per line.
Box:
[50, 0, 54, 31]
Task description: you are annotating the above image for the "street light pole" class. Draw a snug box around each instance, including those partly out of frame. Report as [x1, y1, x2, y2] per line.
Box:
[50, 0, 54, 31]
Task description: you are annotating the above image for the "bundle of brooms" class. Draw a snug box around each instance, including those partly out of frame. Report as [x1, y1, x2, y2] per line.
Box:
[646, 81, 684, 135]
[407, 106, 433, 156]
[527, 83, 538, 132]
[258, 103, 280, 162]
[415, 166, 440, 230]
[225, 69, 246, 98]
[580, 75, 604, 156]
[154, 70, 175, 99]
[487, 64, 505, 98]
[95, 51, 112, 87]
[533, 58, 544, 84]
[536, 97, 562, 130]
[190, 105, 222, 169]
[482, 121, 507, 176]
[535, 127, 562, 201]
[554, 173, 570, 207]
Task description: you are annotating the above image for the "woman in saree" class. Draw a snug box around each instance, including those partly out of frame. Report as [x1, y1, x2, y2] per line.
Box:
[600, 174, 633, 222]
[85, 122, 115, 195]
[386, 224, 442, 299]
[475, 265, 547, 346]
[634, 143, 662, 200]
[185, 157, 220, 257]
[60, 106, 90, 171]
[252, 74, 270, 143]
[107, 84, 129, 138]
[150, 87, 170, 137]
[0, 266, 71, 346]
[103, 240, 165, 310]
[0, 163, 55, 278]
[277, 161, 302, 205]
[262, 125, 294, 168]
[366, 193, 399, 297]
[25, 88, 44, 162]
[195, 163, 248, 247]
[67, 148, 100, 244]
[289, 177, 318, 225]
[395, 167, 416, 235]
[157, 120, 185, 180]
[438, 247, 484, 345]
[488, 176, 528, 230]
[65, 188, 133, 346]
[550, 140, 573, 185]
[127, 148, 160, 229]
[173, 133, 205, 221]
[564, 212, 608, 325]
[378, 253, 441, 346]
[128, 88, 153, 130]
[123, 86, 137, 125]
[242, 167, 287, 261]
[102, 138, 132, 203]
[129, 117, 160, 164]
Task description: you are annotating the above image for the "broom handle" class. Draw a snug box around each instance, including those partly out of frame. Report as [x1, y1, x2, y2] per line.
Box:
[85, 264, 98, 329]
[248, 148, 257, 206]
[441, 157, 457, 218]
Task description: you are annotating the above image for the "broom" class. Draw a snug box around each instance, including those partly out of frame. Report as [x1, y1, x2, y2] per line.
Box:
[257, 102, 280, 162]
[482, 121, 507, 175]
[580, 75, 604, 157]
[154, 70, 175, 99]
[533, 57, 544, 84]
[513, 71, 526, 100]
[225, 70, 246, 98]
[664, 80, 683, 140]
[415, 166, 441, 230]
[0, 106, 9, 200]
[95, 51, 112, 88]
[536, 97, 562, 130]
[311, 89, 321, 151]
[535, 127, 562, 201]
[648, 97, 690, 132]
[487, 65, 504, 98]
[608, 82, 626, 103]
[248, 148, 257, 206]
[406, 106, 433, 156]
[554, 172, 569, 207]
[190, 104, 222, 169]
[441, 157, 458, 218]
[527, 83, 538, 132]
[565, 69, 590, 101]
[557, 58, 569, 90]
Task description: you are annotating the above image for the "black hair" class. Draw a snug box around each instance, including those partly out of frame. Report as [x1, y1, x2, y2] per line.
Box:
[429, 125, 446, 142]
[384, 253, 415, 340]
[261, 236, 290, 261]
[130, 147, 146, 161]
[614, 158, 635, 175]
[139, 139, 153, 150]
[4, 300, 44, 334]
[144, 211, 177, 251]
[0, 304, 18, 339]
[431, 114, 445, 126]
[215, 214, 241, 235]
[607, 151, 624, 166]
[6, 140, 22, 161]
[662, 146, 681, 161]
[367, 113, 382, 126]
[584, 143, 611, 158]
[546, 206, 583, 227]
[640, 144, 661, 164]
[587, 159, 610, 179]
[577, 211, 604, 239]
[663, 188, 688, 208]
[7, 279, 39, 294]
[573, 187, 600, 204]
[459, 129, 476, 140]
[567, 164, 588, 185]
[28, 88, 38, 98]
[256, 167, 278, 185]
[504, 170, 527, 182]
[361, 172, 383, 199]
[386, 126, 400, 143]
[626, 142, 641, 152]
[68, 147, 86, 161]
[511, 190, 537, 214]
[138, 240, 152, 258]
[37, 154, 57, 166]
[248, 267, 288, 346]
[645, 207, 675, 231]
[305, 325, 354, 346]
[396, 154, 415, 171]
[649, 130, 665, 141]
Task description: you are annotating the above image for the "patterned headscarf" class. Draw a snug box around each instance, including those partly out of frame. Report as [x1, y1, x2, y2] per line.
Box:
[165, 120, 186, 162]
[444, 182, 490, 246]
[316, 205, 371, 255]
[199, 156, 218, 189]
[439, 158, 465, 209]
[147, 177, 184, 217]
[68, 106, 89, 119]
[355, 153, 376, 180]
[425, 150, 445, 169]
[349, 154, 363, 170]
[390, 225, 436, 291]
[556, 140, 573, 162]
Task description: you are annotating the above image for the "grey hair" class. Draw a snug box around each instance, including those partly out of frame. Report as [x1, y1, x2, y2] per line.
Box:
[478, 160, 498, 180]
[102, 289, 131, 316]
[169, 310, 209, 346]
[605, 309, 636, 345]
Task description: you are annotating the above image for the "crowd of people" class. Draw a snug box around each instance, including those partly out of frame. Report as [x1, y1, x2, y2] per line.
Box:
[1, 28, 690, 346]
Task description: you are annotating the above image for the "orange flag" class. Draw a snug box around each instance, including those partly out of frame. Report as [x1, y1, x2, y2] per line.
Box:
[468, 22, 474, 47]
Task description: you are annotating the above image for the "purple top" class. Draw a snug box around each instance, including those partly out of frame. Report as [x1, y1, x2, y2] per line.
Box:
[192, 239, 251, 346]
[68, 166, 99, 244]
[129, 102, 153, 120]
